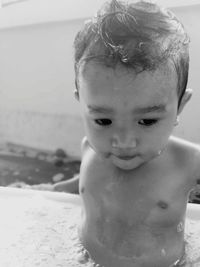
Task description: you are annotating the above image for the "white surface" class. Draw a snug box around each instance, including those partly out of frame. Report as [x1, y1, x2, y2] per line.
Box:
[0, 187, 199, 266]
[0, 0, 199, 29]
[0, 187, 83, 267]
[0, 186, 81, 205]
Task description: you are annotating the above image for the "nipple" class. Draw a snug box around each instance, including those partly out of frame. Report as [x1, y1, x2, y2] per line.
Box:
[157, 200, 168, 209]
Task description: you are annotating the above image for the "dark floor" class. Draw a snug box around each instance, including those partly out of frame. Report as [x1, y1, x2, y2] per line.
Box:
[0, 143, 80, 188]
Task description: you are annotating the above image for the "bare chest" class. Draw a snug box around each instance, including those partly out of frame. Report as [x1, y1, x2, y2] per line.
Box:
[80, 158, 191, 228]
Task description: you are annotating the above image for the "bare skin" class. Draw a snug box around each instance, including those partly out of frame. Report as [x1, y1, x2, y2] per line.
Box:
[76, 62, 200, 267]
[29, 175, 79, 194]
[29, 62, 200, 266]
[79, 136, 200, 267]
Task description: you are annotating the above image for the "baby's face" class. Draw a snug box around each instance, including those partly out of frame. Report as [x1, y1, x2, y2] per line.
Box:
[78, 62, 178, 170]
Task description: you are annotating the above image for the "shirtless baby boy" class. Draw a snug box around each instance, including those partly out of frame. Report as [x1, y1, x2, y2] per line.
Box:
[75, 1, 199, 266]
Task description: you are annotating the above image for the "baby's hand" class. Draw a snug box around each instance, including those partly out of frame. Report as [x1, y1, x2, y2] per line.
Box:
[53, 175, 79, 194]
[17, 175, 80, 194]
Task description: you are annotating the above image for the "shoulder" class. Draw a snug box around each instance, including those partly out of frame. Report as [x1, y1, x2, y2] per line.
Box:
[81, 136, 90, 155]
[80, 138, 110, 185]
[80, 137, 100, 166]
[169, 136, 200, 155]
[169, 136, 200, 182]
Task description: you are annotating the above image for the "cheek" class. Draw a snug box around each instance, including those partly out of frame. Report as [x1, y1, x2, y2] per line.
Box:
[83, 118, 109, 147]
[141, 120, 175, 150]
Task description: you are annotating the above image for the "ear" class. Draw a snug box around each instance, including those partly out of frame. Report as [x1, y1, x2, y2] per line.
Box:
[177, 88, 193, 115]
[74, 89, 79, 101]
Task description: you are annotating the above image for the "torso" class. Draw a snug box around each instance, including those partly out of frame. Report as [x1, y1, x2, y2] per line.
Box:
[78, 136, 200, 267]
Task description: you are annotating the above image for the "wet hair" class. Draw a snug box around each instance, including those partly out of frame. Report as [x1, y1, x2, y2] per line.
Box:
[74, 0, 190, 107]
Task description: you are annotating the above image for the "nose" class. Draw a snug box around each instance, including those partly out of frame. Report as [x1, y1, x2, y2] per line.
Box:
[111, 128, 137, 150]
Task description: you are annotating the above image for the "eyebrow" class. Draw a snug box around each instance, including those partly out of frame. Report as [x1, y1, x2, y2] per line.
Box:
[87, 104, 167, 115]
[133, 104, 167, 114]
[88, 105, 114, 114]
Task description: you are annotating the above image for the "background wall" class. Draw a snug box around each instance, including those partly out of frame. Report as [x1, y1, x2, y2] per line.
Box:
[0, 20, 84, 156]
[0, 2, 199, 157]
[171, 5, 200, 143]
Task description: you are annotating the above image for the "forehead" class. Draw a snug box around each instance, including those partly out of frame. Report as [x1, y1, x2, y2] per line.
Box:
[79, 62, 178, 106]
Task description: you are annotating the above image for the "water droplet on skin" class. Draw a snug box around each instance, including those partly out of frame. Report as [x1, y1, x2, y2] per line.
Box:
[177, 222, 184, 233]
[161, 248, 166, 256]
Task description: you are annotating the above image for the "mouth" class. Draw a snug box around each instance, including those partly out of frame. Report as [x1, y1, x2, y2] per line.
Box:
[114, 154, 137, 161]
[116, 156, 135, 161]
[110, 153, 141, 170]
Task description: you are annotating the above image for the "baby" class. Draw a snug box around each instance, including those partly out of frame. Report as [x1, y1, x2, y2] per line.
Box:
[73, 1, 200, 266]
[33, 0, 200, 266]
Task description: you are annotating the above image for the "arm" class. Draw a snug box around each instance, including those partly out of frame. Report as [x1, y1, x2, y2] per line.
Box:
[189, 144, 200, 203]
[53, 174, 79, 194]
[30, 137, 89, 193]
[30, 174, 80, 194]
[53, 137, 89, 194]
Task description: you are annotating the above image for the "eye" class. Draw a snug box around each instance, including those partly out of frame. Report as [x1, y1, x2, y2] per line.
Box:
[138, 119, 158, 126]
[94, 118, 112, 126]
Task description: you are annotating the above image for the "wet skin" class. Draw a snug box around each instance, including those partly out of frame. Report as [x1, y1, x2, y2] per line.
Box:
[77, 62, 199, 266]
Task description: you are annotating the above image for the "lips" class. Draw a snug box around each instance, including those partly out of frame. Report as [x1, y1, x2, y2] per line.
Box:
[113, 154, 137, 160]
[116, 155, 136, 160]
[110, 153, 141, 170]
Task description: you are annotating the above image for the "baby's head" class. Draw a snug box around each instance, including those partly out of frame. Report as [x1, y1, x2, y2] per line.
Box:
[74, 0, 190, 108]
[73, 0, 191, 170]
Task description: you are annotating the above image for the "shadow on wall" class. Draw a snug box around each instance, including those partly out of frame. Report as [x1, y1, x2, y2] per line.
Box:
[0, 109, 84, 158]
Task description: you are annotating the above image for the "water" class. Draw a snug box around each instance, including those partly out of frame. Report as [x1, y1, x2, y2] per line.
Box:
[0, 194, 199, 267]
[185, 217, 200, 266]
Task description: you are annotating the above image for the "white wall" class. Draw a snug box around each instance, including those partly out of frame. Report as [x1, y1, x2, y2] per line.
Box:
[0, 0, 199, 29]
[0, 21, 81, 115]
[0, 3, 199, 157]
[0, 20, 85, 156]
[171, 5, 200, 143]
